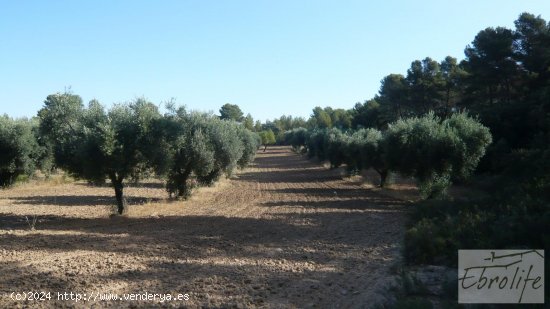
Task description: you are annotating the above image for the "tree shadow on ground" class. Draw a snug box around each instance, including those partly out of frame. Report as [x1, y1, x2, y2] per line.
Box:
[260, 199, 406, 211]
[0, 210, 402, 257]
[250, 155, 315, 170]
[75, 181, 166, 189]
[267, 187, 382, 198]
[6, 195, 163, 207]
[238, 169, 343, 184]
[0, 145, 406, 308]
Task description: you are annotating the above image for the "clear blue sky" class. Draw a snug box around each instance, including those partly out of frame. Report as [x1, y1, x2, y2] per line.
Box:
[1, 1, 548, 122]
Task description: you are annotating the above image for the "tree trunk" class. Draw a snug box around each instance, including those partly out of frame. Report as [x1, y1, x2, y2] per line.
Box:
[264, 145, 267, 152]
[110, 174, 126, 215]
[378, 169, 388, 188]
[176, 168, 193, 199]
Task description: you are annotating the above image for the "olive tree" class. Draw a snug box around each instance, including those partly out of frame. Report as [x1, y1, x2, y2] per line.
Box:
[0, 116, 40, 187]
[237, 125, 260, 168]
[38, 93, 161, 214]
[385, 112, 491, 198]
[154, 110, 216, 198]
[197, 117, 245, 185]
[443, 112, 493, 180]
[325, 128, 350, 169]
[349, 128, 389, 186]
[306, 129, 328, 160]
[285, 127, 309, 153]
[258, 129, 276, 151]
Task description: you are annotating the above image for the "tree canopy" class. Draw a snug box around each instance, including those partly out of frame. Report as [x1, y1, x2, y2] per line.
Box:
[219, 103, 244, 122]
[0, 116, 41, 187]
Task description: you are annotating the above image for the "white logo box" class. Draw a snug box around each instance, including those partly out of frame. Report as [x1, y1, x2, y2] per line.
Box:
[458, 249, 544, 304]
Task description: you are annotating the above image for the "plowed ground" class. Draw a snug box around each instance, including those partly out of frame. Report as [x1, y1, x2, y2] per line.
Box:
[0, 146, 406, 308]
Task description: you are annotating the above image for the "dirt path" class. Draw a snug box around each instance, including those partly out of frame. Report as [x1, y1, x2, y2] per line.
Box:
[0, 146, 407, 308]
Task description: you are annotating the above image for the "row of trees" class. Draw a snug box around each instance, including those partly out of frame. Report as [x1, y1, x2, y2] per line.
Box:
[1, 93, 260, 214]
[216, 13, 548, 166]
[218, 103, 302, 147]
[285, 12, 550, 270]
[282, 13, 549, 174]
[285, 112, 492, 198]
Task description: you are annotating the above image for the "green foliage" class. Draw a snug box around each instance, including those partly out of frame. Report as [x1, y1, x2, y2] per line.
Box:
[305, 129, 328, 160]
[348, 128, 388, 183]
[377, 73, 410, 121]
[197, 117, 245, 185]
[0, 116, 41, 187]
[284, 127, 309, 152]
[443, 112, 493, 180]
[123, 105, 258, 199]
[253, 120, 262, 132]
[385, 112, 491, 198]
[304, 111, 490, 195]
[38, 94, 259, 207]
[156, 111, 216, 198]
[325, 128, 350, 169]
[243, 113, 254, 131]
[309, 107, 352, 130]
[385, 113, 453, 197]
[38, 95, 162, 213]
[271, 115, 307, 132]
[258, 129, 276, 149]
[406, 190, 549, 267]
[351, 99, 382, 129]
[37, 92, 85, 173]
[219, 103, 244, 122]
[237, 125, 260, 168]
[310, 107, 332, 129]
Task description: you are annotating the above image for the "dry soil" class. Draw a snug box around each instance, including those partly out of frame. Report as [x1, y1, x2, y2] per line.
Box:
[0, 146, 407, 308]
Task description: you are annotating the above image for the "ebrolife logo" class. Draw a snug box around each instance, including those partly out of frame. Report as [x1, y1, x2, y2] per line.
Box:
[458, 250, 544, 303]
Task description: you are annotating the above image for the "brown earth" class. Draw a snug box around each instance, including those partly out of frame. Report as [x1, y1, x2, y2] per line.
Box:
[0, 146, 408, 308]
